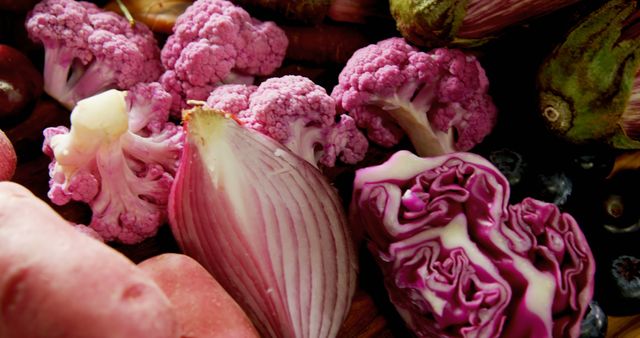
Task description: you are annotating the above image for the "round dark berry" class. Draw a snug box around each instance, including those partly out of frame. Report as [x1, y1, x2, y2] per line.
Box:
[488, 148, 526, 186]
[611, 255, 640, 300]
[580, 301, 607, 338]
[534, 172, 573, 206]
[603, 194, 640, 234]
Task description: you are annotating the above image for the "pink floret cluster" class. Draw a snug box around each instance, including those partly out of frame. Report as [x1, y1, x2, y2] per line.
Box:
[206, 75, 368, 168]
[160, 0, 288, 114]
[42, 83, 184, 244]
[25, 0, 163, 109]
[331, 37, 497, 155]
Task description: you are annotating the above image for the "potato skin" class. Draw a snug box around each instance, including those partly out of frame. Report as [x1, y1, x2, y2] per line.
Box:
[0, 182, 179, 338]
[139, 253, 260, 338]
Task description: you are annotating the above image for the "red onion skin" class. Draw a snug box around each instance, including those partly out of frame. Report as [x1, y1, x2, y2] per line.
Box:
[460, 0, 583, 39]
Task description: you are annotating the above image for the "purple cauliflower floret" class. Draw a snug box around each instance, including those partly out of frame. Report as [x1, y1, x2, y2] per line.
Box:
[331, 37, 497, 157]
[206, 75, 368, 168]
[25, 0, 163, 109]
[42, 83, 183, 244]
[160, 0, 288, 115]
[350, 151, 595, 338]
[204, 83, 256, 114]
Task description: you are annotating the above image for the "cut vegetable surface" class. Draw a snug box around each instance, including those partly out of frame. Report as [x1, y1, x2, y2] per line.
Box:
[0, 181, 179, 338]
[169, 105, 357, 338]
[350, 151, 595, 338]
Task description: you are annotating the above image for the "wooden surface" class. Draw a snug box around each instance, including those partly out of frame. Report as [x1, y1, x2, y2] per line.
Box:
[4, 97, 640, 337]
[607, 316, 640, 338]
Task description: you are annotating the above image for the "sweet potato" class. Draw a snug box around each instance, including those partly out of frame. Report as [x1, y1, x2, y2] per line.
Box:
[138, 253, 260, 338]
[0, 182, 179, 338]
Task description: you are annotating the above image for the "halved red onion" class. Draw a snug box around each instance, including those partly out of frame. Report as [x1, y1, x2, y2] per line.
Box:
[168, 106, 357, 338]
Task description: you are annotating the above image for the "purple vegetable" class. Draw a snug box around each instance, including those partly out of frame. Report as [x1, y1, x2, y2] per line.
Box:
[350, 150, 595, 338]
[168, 105, 357, 337]
[159, 0, 288, 115]
[43, 83, 183, 244]
[25, 0, 163, 109]
[206, 75, 368, 168]
[331, 37, 497, 157]
[499, 198, 594, 337]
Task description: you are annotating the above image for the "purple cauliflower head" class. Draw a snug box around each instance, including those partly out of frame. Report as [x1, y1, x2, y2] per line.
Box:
[332, 37, 497, 157]
[25, 0, 163, 109]
[350, 150, 595, 338]
[42, 83, 183, 244]
[160, 0, 288, 115]
[206, 75, 368, 168]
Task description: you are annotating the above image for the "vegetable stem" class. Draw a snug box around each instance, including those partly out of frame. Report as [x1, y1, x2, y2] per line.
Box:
[115, 0, 136, 27]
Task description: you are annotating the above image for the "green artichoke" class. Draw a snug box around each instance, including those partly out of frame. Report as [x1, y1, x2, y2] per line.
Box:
[537, 0, 640, 149]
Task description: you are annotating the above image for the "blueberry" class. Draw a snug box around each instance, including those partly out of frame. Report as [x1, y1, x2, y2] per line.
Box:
[570, 147, 616, 180]
[488, 148, 526, 186]
[600, 170, 640, 234]
[580, 301, 608, 338]
[535, 172, 573, 206]
[603, 194, 640, 234]
[611, 255, 640, 300]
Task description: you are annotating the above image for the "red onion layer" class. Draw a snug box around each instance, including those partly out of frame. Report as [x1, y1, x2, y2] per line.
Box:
[169, 106, 357, 338]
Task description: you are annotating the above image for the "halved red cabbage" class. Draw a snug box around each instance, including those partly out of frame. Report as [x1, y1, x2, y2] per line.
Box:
[497, 198, 595, 337]
[351, 150, 595, 338]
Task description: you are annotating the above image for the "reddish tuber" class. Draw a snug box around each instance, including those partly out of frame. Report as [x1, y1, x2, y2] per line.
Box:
[0, 182, 180, 338]
[139, 253, 260, 338]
